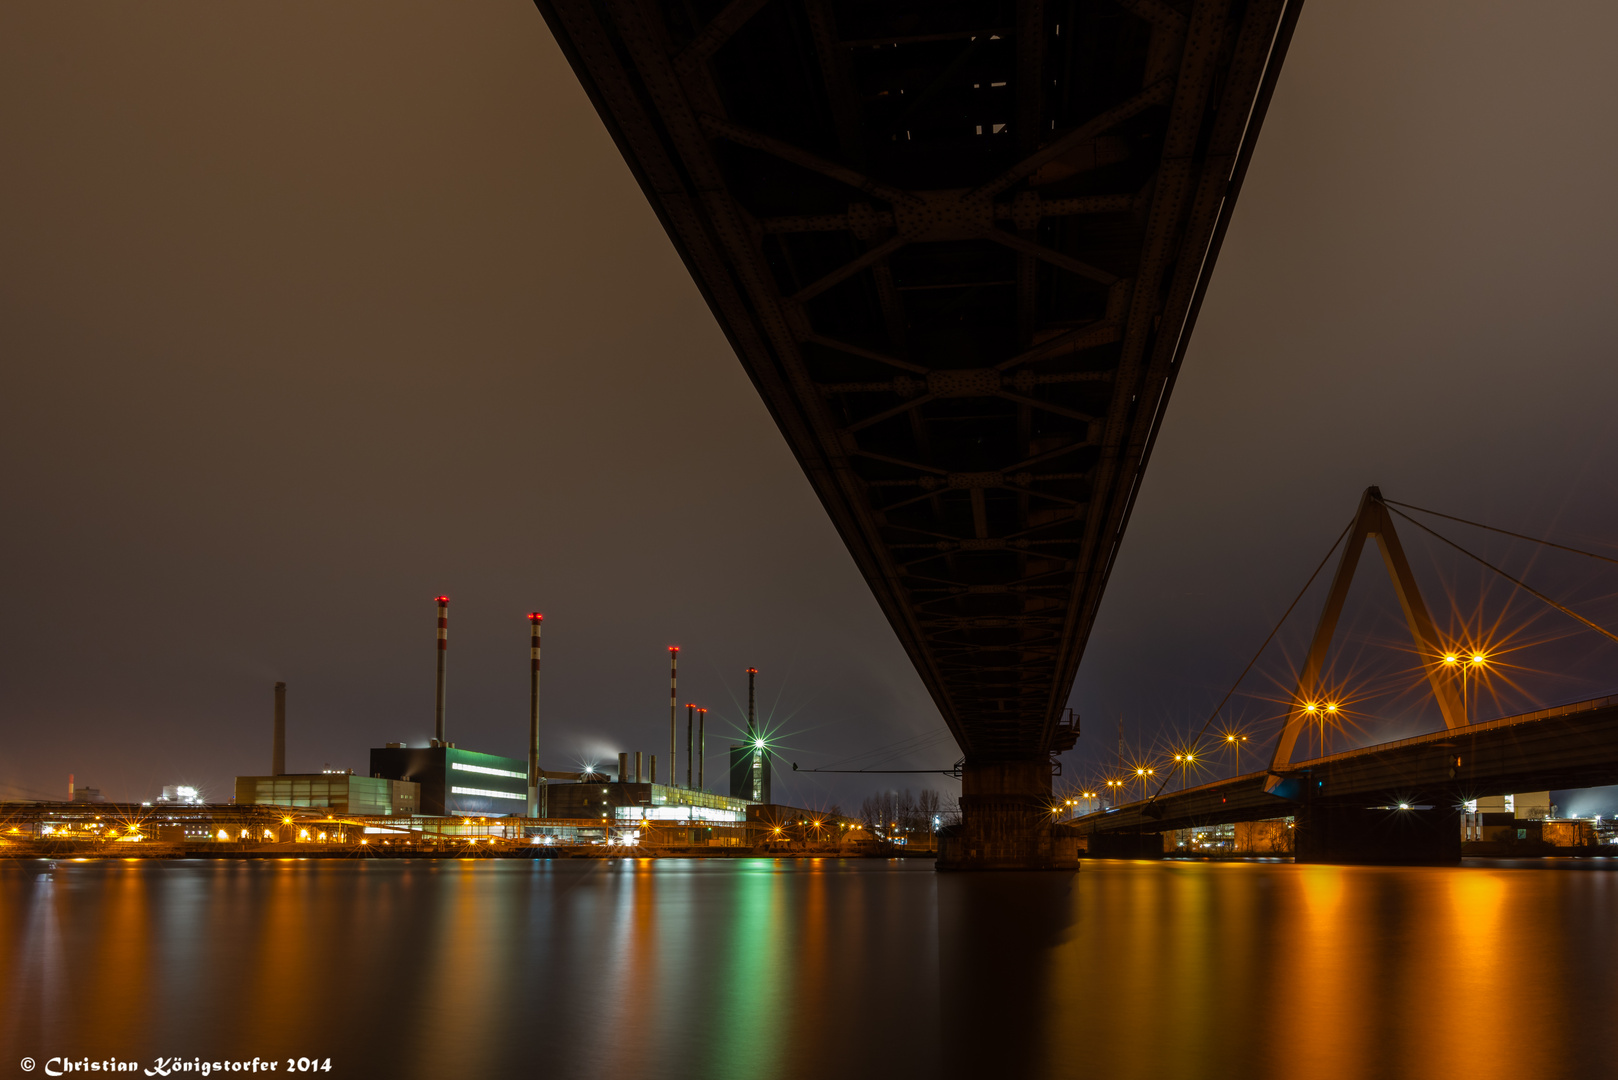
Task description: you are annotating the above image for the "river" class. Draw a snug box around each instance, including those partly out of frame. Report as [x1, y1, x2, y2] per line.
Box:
[2, 858, 1613, 1079]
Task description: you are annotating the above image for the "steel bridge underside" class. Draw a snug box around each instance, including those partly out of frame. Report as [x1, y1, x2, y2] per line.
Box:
[1072, 698, 1618, 836]
[534, 0, 1300, 760]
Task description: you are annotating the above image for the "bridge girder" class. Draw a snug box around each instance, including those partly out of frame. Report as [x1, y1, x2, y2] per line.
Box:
[1078, 698, 1618, 836]
[536, 0, 1302, 759]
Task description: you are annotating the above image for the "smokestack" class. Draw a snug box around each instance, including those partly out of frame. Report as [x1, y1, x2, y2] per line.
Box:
[698, 709, 706, 790]
[528, 613, 543, 817]
[747, 668, 760, 803]
[68, 773, 74, 801]
[686, 704, 694, 789]
[635, 751, 642, 784]
[273, 682, 287, 776]
[434, 596, 450, 746]
[668, 647, 679, 788]
[650, 755, 657, 785]
[618, 752, 629, 784]
[747, 668, 758, 740]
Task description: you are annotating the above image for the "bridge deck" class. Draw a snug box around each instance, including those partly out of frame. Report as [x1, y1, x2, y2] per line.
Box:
[1073, 696, 1618, 835]
[535, 0, 1301, 758]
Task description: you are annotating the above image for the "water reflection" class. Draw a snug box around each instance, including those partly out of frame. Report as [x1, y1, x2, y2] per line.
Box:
[0, 859, 1613, 1079]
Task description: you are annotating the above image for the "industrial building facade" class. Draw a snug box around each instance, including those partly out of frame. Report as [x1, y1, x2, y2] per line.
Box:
[729, 744, 771, 804]
[369, 745, 528, 816]
[233, 773, 419, 816]
[546, 780, 752, 823]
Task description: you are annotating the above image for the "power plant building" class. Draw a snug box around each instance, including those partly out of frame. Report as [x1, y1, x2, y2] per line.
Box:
[369, 745, 529, 816]
[234, 772, 419, 817]
[546, 779, 752, 824]
[729, 744, 772, 804]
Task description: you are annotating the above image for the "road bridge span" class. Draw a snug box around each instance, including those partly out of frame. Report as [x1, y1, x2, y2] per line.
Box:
[535, 0, 1305, 867]
[1072, 697, 1618, 862]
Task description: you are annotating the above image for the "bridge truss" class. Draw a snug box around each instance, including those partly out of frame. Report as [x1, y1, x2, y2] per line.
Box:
[535, 0, 1303, 762]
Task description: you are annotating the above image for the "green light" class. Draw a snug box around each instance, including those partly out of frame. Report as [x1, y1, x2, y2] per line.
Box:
[754, 738, 765, 749]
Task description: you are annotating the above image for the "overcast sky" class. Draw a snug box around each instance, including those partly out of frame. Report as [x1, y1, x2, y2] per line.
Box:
[3, 0, 1616, 808]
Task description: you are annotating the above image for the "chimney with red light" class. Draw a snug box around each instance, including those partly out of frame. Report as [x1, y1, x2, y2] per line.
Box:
[747, 668, 758, 742]
[434, 596, 449, 746]
[528, 613, 543, 817]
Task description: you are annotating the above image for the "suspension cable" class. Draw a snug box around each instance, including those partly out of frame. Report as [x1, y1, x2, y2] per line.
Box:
[815, 728, 954, 772]
[1146, 513, 1357, 803]
[1384, 505, 1618, 648]
[1383, 499, 1618, 566]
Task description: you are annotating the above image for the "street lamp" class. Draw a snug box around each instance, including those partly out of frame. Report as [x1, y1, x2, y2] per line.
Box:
[1300, 701, 1340, 756]
[1171, 752, 1198, 791]
[1465, 652, 1488, 723]
[1223, 732, 1248, 777]
[1302, 701, 1321, 756]
[1444, 649, 1490, 723]
[1134, 766, 1155, 802]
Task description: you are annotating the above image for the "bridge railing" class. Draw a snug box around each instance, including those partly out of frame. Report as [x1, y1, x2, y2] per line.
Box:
[1296, 694, 1618, 769]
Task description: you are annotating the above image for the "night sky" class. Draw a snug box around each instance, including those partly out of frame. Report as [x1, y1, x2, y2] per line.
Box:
[4, 1, 1616, 808]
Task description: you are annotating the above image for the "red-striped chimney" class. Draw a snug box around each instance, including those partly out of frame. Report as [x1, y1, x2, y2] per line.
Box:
[434, 596, 449, 746]
[528, 613, 543, 817]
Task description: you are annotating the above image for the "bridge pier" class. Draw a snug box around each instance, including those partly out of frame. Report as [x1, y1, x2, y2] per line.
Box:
[1293, 802, 1461, 864]
[937, 760, 1078, 871]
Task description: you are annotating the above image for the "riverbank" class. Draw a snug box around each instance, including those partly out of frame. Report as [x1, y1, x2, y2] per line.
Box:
[0, 841, 940, 860]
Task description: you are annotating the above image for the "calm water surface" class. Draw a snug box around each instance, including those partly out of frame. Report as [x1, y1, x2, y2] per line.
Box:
[1, 858, 1613, 1079]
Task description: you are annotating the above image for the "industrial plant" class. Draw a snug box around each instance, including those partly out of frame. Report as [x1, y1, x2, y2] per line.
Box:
[4, 596, 863, 858]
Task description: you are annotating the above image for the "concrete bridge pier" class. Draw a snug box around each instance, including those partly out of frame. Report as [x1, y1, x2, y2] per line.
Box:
[1293, 802, 1462, 864]
[937, 759, 1078, 871]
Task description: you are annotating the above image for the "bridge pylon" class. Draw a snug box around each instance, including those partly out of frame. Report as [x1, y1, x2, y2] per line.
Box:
[1268, 486, 1465, 776]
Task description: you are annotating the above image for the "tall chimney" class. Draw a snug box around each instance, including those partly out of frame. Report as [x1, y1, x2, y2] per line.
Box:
[273, 682, 287, 776]
[668, 647, 679, 788]
[697, 709, 706, 790]
[686, 704, 695, 789]
[635, 751, 642, 784]
[618, 752, 629, 784]
[528, 613, 543, 817]
[68, 773, 74, 801]
[650, 754, 657, 785]
[434, 596, 449, 745]
[747, 668, 760, 802]
[747, 668, 758, 740]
